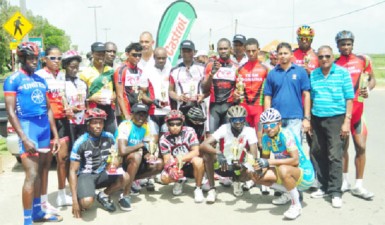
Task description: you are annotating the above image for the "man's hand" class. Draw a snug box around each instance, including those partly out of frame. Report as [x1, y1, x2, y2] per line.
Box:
[153, 99, 162, 108]
[233, 90, 241, 102]
[216, 152, 228, 171]
[51, 138, 60, 155]
[72, 202, 82, 218]
[196, 94, 205, 103]
[211, 61, 221, 75]
[178, 94, 189, 103]
[302, 119, 311, 133]
[22, 138, 37, 154]
[340, 120, 350, 139]
[359, 87, 369, 99]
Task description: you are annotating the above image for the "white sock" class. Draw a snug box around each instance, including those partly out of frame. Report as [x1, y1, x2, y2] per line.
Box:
[355, 179, 363, 189]
[41, 194, 48, 203]
[343, 173, 349, 183]
[271, 183, 287, 192]
[58, 189, 66, 198]
[99, 191, 108, 198]
[289, 188, 301, 208]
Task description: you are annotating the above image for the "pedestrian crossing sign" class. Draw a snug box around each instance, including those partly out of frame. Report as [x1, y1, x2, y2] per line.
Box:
[3, 11, 33, 40]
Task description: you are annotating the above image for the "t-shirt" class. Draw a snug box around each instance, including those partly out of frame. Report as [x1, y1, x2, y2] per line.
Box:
[70, 131, 115, 174]
[3, 70, 48, 118]
[63, 76, 88, 125]
[116, 120, 150, 146]
[159, 126, 199, 157]
[212, 124, 258, 164]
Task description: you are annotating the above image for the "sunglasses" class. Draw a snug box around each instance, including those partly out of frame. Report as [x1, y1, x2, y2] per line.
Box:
[229, 117, 246, 123]
[263, 122, 278, 130]
[297, 36, 313, 42]
[131, 53, 142, 58]
[318, 55, 332, 60]
[168, 121, 183, 127]
[48, 56, 62, 61]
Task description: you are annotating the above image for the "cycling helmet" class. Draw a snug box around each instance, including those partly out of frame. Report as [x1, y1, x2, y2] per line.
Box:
[227, 105, 247, 118]
[187, 107, 206, 123]
[335, 30, 354, 44]
[297, 25, 315, 37]
[62, 50, 82, 67]
[260, 108, 282, 124]
[269, 50, 277, 59]
[165, 110, 185, 123]
[85, 108, 107, 121]
[17, 42, 39, 57]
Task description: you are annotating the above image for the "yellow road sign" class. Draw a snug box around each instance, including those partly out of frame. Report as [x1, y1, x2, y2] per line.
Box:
[9, 40, 21, 50]
[3, 11, 33, 40]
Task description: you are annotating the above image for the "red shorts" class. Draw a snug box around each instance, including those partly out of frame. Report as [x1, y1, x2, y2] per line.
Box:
[240, 104, 263, 128]
[351, 102, 367, 136]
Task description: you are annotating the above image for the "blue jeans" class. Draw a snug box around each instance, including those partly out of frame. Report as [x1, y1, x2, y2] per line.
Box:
[281, 118, 302, 143]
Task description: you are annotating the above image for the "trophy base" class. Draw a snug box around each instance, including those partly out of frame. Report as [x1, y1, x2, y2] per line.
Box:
[106, 167, 124, 175]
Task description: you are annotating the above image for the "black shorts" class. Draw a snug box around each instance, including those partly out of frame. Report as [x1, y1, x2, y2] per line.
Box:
[77, 171, 118, 199]
[181, 163, 194, 178]
[51, 118, 70, 140]
[69, 124, 86, 147]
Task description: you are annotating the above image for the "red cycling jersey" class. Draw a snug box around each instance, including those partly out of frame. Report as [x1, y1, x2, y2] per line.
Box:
[292, 48, 319, 73]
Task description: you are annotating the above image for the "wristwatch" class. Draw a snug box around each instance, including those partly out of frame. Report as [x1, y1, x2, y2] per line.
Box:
[303, 116, 311, 121]
[346, 114, 352, 119]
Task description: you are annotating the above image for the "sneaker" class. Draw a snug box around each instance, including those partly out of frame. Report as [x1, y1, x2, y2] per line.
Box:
[206, 189, 217, 204]
[242, 180, 255, 191]
[118, 196, 132, 211]
[194, 187, 204, 203]
[219, 177, 232, 187]
[332, 196, 342, 208]
[341, 181, 351, 192]
[202, 179, 211, 192]
[261, 185, 270, 195]
[154, 173, 164, 185]
[310, 189, 327, 199]
[131, 180, 141, 196]
[96, 192, 116, 212]
[172, 179, 186, 196]
[351, 187, 374, 200]
[283, 205, 302, 220]
[272, 192, 291, 205]
[233, 181, 243, 197]
[56, 194, 73, 207]
[146, 178, 155, 192]
[41, 201, 59, 214]
[274, 190, 282, 197]
[139, 178, 149, 187]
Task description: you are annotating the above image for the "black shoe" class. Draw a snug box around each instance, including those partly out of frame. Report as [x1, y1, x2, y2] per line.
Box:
[118, 196, 132, 211]
[146, 180, 155, 192]
[96, 192, 116, 212]
[274, 190, 282, 197]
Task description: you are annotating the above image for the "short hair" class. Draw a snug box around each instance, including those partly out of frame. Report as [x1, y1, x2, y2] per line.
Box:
[244, 38, 259, 48]
[105, 42, 117, 48]
[45, 46, 60, 56]
[276, 42, 292, 52]
[318, 45, 333, 53]
[140, 31, 153, 40]
[125, 42, 142, 53]
[217, 38, 231, 47]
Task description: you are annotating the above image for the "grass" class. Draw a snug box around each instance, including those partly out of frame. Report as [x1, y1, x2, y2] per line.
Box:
[0, 137, 8, 153]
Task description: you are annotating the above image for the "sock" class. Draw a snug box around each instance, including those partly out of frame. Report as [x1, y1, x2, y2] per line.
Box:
[32, 198, 45, 220]
[289, 188, 301, 208]
[343, 173, 349, 183]
[355, 179, 363, 189]
[58, 189, 66, 198]
[271, 183, 287, 192]
[99, 191, 108, 198]
[24, 209, 33, 225]
[195, 186, 202, 190]
[41, 194, 48, 203]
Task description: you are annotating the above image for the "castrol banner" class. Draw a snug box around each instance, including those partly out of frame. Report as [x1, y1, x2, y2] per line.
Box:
[156, 0, 197, 66]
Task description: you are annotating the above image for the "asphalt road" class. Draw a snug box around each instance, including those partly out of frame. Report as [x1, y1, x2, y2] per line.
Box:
[1, 90, 384, 225]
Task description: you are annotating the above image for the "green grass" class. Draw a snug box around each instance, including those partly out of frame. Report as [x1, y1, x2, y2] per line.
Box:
[0, 137, 7, 153]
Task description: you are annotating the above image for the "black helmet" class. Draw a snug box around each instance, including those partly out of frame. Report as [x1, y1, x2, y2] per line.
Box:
[17, 42, 39, 57]
[187, 107, 206, 124]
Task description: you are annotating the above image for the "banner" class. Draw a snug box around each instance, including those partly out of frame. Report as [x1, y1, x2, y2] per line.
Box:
[156, 0, 197, 66]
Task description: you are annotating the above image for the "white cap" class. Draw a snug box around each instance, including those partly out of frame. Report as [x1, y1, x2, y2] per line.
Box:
[194, 50, 208, 57]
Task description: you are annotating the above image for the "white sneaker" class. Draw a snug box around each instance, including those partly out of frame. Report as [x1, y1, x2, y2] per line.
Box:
[194, 187, 204, 203]
[310, 189, 327, 198]
[341, 181, 351, 192]
[201, 178, 211, 192]
[41, 201, 59, 214]
[351, 187, 374, 200]
[233, 181, 243, 197]
[172, 179, 186, 196]
[272, 192, 291, 205]
[332, 196, 342, 208]
[206, 189, 217, 204]
[132, 180, 142, 191]
[283, 205, 302, 220]
[56, 194, 73, 207]
[138, 178, 149, 187]
[261, 185, 270, 195]
[242, 180, 255, 191]
[219, 177, 232, 187]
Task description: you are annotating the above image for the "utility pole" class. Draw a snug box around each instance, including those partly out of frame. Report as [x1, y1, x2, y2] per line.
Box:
[102, 28, 110, 42]
[234, 19, 238, 35]
[20, 0, 28, 42]
[88, 5, 101, 41]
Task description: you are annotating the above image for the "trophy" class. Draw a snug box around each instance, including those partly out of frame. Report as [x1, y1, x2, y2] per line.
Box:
[189, 83, 196, 101]
[77, 86, 86, 110]
[358, 73, 370, 102]
[138, 89, 143, 103]
[107, 145, 122, 174]
[236, 76, 245, 103]
[60, 90, 73, 119]
[101, 78, 112, 105]
[176, 154, 184, 171]
[147, 136, 158, 164]
[304, 53, 311, 66]
[231, 139, 240, 165]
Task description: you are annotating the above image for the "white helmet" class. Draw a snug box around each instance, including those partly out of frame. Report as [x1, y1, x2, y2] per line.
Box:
[260, 108, 281, 124]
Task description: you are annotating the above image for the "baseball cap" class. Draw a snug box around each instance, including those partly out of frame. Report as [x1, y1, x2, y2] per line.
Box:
[233, 34, 246, 44]
[131, 103, 149, 113]
[91, 42, 106, 52]
[180, 40, 195, 51]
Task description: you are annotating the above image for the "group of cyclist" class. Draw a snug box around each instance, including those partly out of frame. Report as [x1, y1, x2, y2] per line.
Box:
[3, 25, 376, 224]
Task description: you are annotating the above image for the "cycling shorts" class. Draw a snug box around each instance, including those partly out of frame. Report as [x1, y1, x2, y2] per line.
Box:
[351, 102, 367, 136]
[276, 166, 315, 191]
[241, 104, 263, 128]
[208, 102, 232, 133]
[77, 171, 118, 199]
[19, 114, 50, 156]
[51, 118, 70, 141]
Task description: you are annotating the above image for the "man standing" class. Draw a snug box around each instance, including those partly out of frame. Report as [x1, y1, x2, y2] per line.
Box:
[335, 30, 376, 199]
[310, 46, 354, 208]
[264, 42, 311, 142]
[292, 25, 319, 75]
[105, 42, 119, 69]
[231, 34, 248, 67]
[138, 31, 155, 70]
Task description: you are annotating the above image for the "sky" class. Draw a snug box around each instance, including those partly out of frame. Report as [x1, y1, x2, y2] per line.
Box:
[9, 0, 385, 54]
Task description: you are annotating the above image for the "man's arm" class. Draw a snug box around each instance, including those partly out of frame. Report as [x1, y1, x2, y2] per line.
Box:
[181, 145, 200, 163]
[118, 139, 144, 156]
[200, 136, 218, 154]
[69, 160, 81, 218]
[47, 99, 60, 154]
[114, 74, 130, 120]
[264, 95, 272, 110]
[302, 90, 311, 133]
[341, 99, 353, 138]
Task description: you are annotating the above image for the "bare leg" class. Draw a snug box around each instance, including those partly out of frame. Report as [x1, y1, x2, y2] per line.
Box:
[191, 157, 204, 187]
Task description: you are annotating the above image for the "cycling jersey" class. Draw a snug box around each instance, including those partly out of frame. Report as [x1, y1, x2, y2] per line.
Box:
[64, 76, 88, 125]
[36, 68, 66, 119]
[212, 124, 258, 164]
[204, 58, 237, 103]
[3, 69, 48, 118]
[159, 126, 199, 157]
[116, 120, 150, 146]
[292, 48, 319, 73]
[114, 61, 143, 113]
[70, 131, 115, 174]
[335, 54, 373, 103]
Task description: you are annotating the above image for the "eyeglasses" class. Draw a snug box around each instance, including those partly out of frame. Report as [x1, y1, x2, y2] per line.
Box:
[263, 122, 278, 130]
[167, 121, 183, 127]
[48, 56, 62, 61]
[297, 36, 313, 42]
[131, 53, 142, 58]
[229, 117, 246, 123]
[318, 55, 332, 60]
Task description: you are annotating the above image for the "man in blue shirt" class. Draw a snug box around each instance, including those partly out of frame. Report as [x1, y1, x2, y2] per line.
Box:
[264, 42, 311, 143]
[309, 45, 354, 208]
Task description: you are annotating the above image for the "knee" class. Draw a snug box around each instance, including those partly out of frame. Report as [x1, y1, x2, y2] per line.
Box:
[355, 145, 366, 155]
[191, 157, 204, 169]
[80, 197, 94, 209]
[277, 165, 290, 179]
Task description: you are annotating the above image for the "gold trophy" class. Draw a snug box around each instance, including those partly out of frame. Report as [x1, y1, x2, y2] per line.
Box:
[138, 89, 143, 103]
[107, 145, 122, 174]
[60, 90, 73, 119]
[77, 86, 86, 110]
[304, 53, 311, 66]
[358, 73, 370, 102]
[189, 83, 196, 101]
[231, 139, 240, 165]
[160, 84, 167, 106]
[147, 136, 157, 164]
[236, 76, 245, 103]
[101, 78, 112, 105]
[176, 154, 184, 171]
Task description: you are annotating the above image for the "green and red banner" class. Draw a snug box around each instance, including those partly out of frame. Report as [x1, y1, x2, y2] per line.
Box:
[156, 0, 197, 66]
